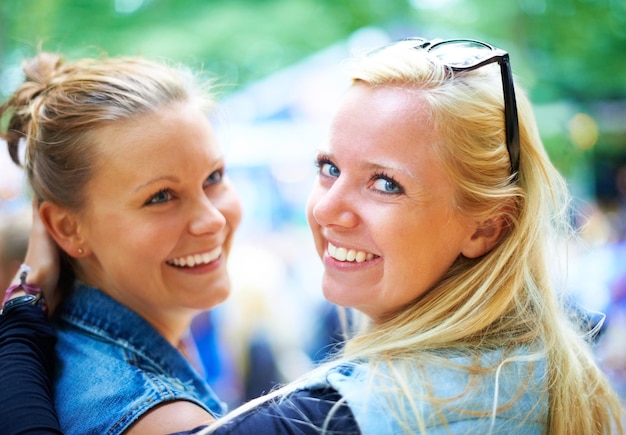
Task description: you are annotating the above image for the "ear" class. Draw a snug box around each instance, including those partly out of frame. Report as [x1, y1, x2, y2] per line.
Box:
[39, 201, 89, 259]
[461, 216, 506, 259]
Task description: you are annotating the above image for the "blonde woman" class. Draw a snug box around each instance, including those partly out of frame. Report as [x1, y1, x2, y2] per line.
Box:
[2, 37, 624, 434]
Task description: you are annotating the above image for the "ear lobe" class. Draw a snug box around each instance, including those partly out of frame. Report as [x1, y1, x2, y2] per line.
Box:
[461, 217, 506, 259]
[39, 201, 87, 258]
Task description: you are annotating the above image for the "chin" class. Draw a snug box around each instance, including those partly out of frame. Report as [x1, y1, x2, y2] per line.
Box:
[322, 286, 350, 309]
[193, 296, 228, 312]
[206, 283, 232, 308]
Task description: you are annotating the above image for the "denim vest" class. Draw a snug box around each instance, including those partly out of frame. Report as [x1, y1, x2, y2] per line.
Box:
[301, 349, 548, 434]
[53, 283, 226, 435]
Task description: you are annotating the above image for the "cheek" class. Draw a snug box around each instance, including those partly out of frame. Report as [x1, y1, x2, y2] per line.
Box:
[81, 214, 125, 251]
[384, 218, 445, 277]
[224, 196, 243, 232]
[399, 226, 464, 286]
[303, 199, 326, 261]
[305, 187, 322, 228]
[85, 210, 170, 259]
[112, 225, 164, 257]
[213, 187, 243, 233]
[305, 192, 324, 247]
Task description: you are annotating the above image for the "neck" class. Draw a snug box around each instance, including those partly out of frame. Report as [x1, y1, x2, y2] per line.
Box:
[134, 305, 198, 347]
[81, 276, 197, 347]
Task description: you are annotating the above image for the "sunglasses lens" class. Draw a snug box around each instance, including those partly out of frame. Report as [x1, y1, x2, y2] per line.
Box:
[429, 40, 493, 68]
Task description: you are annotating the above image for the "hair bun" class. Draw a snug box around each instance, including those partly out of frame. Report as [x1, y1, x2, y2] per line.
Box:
[1, 52, 65, 166]
[20, 52, 65, 100]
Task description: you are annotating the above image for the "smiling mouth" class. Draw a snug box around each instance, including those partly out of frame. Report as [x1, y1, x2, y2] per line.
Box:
[167, 246, 222, 268]
[328, 242, 377, 263]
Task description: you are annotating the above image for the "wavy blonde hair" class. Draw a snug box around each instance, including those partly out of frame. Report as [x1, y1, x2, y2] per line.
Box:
[338, 40, 622, 434]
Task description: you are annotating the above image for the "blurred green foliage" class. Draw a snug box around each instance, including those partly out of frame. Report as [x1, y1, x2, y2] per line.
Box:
[1, 0, 625, 189]
[0, 0, 413, 92]
[3, 0, 625, 100]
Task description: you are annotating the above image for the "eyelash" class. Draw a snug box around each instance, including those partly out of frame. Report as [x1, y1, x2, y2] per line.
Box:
[144, 168, 225, 206]
[205, 168, 225, 187]
[145, 188, 173, 206]
[314, 155, 404, 195]
[370, 171, 404, 194]
[314, 156, 337, 176]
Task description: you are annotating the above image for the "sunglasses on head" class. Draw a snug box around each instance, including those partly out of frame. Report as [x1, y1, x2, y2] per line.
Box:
[381, 37, 520, 180]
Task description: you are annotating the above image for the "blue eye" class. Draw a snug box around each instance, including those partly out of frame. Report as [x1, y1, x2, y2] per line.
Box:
[203, 169, 224, 188]
[371, 173, 403, 194]
[146, 189, 173, 205]
[316, 159, 340, 178]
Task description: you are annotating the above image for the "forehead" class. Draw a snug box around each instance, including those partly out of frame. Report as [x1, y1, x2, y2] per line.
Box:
[328, 84, 437, 159]
[93, 101, 210, 153]
[88, 101, 219, 179]
[326, 84, 458, 196]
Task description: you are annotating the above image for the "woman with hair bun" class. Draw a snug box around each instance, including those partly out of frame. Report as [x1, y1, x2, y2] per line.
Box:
[2, 37, 624, 434]
[1, 52, 242, 434]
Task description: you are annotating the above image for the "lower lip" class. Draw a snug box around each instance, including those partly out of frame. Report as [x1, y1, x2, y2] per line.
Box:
[167, 255, 224, 274]
[323, 252, 381, 270]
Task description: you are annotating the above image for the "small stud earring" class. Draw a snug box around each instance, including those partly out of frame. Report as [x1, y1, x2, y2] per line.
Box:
[78, 248, 84, 255]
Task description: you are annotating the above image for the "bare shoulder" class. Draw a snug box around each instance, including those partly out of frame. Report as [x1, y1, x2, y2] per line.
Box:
[124, 400, 216, 435]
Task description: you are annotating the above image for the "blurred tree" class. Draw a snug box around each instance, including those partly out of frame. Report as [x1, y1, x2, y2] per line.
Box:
[401, 0, 626, 102]
[2, 0, 625, 101]
[516, 0, 626, 103]
[0, 0, 412, 95]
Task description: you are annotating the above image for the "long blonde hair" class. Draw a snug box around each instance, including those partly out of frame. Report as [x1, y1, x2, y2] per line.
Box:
[207, 40, 624, 434]
[341, 40, 622, 433]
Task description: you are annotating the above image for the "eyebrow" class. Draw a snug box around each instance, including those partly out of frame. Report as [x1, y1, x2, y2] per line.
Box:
[131, 155, 226, 193]
[361, 160, 419, 182]
[133, 175, 181, 192]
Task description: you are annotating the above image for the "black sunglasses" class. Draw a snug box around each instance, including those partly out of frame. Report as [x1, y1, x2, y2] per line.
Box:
[383, 38, 520, 179]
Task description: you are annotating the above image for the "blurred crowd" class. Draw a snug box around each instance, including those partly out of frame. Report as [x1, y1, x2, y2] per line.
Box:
[568, 173, 626, 401]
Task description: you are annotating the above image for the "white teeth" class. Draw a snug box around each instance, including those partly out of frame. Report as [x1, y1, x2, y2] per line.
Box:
[168, 246, 222, 268]
[335, 247, 347, 261]
[328, 243, 337, 257]
[327, 242, 375, 263]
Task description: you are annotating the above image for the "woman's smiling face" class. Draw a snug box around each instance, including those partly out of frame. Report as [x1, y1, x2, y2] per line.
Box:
[306, 84, 478, 321]
[74, 101, 242, 335]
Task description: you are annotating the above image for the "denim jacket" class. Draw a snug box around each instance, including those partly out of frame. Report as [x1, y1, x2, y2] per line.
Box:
[301, 348, 548, 434]
[53, 282, 225, 435]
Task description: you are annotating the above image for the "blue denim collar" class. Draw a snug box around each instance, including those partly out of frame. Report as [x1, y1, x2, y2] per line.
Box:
[53, 281, 226, 433]
[55, 282, 193, 379]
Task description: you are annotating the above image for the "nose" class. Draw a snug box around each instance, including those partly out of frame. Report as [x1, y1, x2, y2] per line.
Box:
[308, 179, 358, 229]
[189, 194, 227, 236]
